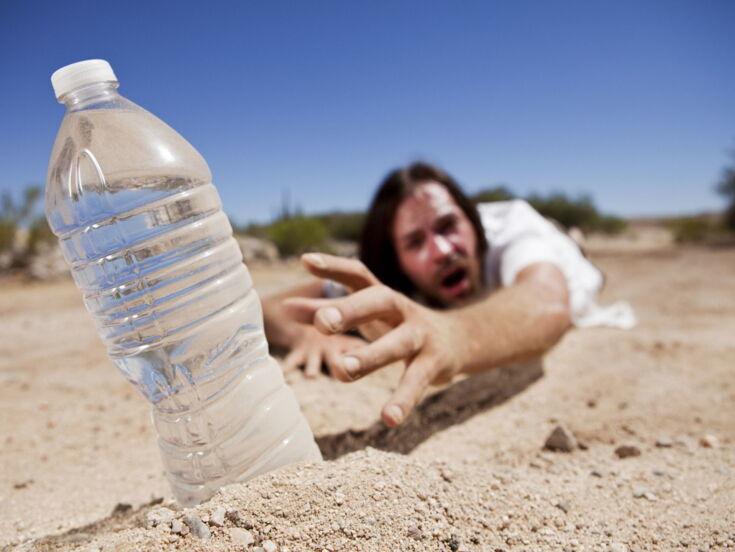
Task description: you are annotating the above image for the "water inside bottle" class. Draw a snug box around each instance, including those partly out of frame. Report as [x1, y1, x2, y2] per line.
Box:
[49, 111, 320, 505]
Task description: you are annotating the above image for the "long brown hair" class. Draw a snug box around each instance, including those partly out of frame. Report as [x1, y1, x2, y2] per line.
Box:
[359, 162, 488, 298]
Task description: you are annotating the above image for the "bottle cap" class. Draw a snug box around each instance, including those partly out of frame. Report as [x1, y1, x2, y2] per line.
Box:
[51, 59, 117, 99]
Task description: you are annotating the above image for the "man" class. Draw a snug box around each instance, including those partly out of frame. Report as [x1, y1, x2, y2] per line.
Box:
[263, 162, 607, 429]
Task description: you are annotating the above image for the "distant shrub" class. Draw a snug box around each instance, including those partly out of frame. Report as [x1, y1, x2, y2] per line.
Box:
[316, 211, 365, 242]
[27, 217, 56, 255]
[526, 192, 600, 230]
[266, 216, 328, 257]
[1, 185, 46, 257]
[666, 216, 716, 244]
[471, 185, 516, 203]
[716, 152, 735, 231]
[0, 220, 15, 252]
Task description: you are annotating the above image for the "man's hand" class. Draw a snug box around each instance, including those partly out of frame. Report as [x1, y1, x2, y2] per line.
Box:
[281, 325, 365, 379]
[285, 253, 467, 428]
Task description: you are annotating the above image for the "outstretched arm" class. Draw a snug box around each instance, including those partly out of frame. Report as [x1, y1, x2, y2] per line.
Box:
[285, 253, 571, 426]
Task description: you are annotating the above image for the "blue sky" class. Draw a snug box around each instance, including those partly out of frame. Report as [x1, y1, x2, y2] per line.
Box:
[1, 0, 734, 223]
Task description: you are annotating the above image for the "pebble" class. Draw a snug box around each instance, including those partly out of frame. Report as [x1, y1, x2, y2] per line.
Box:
[544, 425, 578, 453]
[226, 509, 253, 529]
[209, 506, 226, 527]
[262, 540, 278, 552]
[229, 528, 255, 546]
[632, 486, 658, 501]
[171, 519, 189, 536]
[146, 507, 175, 528]
[184, 513, 211, 540]
[555, 500, 571, 513]
[655, 436, 673, 448]
[608, 543, 628, 552]
[700, 434, 719, 448]
[614, 445, 641, 459]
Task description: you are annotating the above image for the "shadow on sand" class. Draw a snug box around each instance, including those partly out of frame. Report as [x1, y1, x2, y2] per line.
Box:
[316, 360, 544, 460]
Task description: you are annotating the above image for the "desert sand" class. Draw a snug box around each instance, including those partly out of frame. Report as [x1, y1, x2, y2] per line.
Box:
[1, 237, 734, 551]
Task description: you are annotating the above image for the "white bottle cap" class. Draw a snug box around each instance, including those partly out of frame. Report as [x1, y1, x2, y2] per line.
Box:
[51, 59, 118, 99]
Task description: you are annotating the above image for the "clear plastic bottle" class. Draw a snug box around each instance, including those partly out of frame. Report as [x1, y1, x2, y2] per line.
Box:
[45, 60, 322, 506]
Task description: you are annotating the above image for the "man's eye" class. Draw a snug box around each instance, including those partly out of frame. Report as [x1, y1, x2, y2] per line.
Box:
[437, 217, 457, 234]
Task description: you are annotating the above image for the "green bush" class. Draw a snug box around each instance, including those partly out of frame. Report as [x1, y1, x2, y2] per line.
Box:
[0, 219, 15, 253]
[266, 216, 329, 257]
[316, 211, 365, 242]
[666, 216, 715, 244]
[471, 185, 516, 203]
[27, 216, 56, 255]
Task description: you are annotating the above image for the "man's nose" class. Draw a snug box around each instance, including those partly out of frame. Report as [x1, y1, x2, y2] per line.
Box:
[429, 234, 453, 260]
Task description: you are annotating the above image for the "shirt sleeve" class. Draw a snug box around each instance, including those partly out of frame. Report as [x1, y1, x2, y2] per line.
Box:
[499, 235, 562, 286]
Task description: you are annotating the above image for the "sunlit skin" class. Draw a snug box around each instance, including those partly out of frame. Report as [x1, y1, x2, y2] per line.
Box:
[263, 184, 573, 428]
[392, 182, 482, 306]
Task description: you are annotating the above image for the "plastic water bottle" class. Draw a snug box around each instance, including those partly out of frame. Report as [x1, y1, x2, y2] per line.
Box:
[45, 60, 322, 506]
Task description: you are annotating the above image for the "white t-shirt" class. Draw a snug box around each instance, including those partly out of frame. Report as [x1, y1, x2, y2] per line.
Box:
[478, 200, 604, 325]
[324, 200, 615, 327]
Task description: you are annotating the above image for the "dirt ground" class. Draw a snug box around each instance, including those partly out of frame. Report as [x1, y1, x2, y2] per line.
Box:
[1, 238, 734, 551]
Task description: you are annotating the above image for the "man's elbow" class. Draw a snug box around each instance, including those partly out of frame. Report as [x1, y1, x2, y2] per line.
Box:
[540, 298, 572, 349]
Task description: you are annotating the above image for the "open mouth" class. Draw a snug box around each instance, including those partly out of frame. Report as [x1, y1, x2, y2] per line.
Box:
[439, 267, 470, 297]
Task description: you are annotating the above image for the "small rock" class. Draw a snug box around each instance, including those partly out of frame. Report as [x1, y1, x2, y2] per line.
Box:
[262, 540, 278, 552]
[110, 502, 132, 515]
[608, 543, 627, 552]
[555, 500, 571, 513]
[632, 486, 658, 500]
[146, 507, 175, 528]
[12, 480, 33, 490]
[614, 445, 641, 459]
[209, 506, 226, 527]
[184, 514, 211, 540]
[544, 425, 577, 453]
[229, 528, 255, 546]
[655, 436, 673, 448]
[171, 519, 189, 535]
[700, 434, 719, 449]
[590, 470, 603, 478]
[334, 492, 345, 505]
[226, 509, 253, 529]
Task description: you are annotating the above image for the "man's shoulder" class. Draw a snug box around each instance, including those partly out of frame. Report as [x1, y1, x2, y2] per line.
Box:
[477, 199, 546, 232]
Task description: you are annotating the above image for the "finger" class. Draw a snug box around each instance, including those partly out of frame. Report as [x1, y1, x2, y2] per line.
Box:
[304, 347, 322, 379]
[381, 356, 435, 427]
[301, 253, 378, 291]
[333, 324, 424, 382]
[281, 348, 304, 373]
[284, 287, 398, 334]
[309, 286, 405, 334]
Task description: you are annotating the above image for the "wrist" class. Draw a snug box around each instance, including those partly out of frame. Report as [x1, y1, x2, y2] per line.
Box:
[444, 309, 477, 376]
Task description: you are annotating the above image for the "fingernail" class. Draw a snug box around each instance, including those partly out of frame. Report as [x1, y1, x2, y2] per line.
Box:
[384, 404, 404, 426]
[340, 356, 360, 378]
[318, 307, 342, 331]
[302, 253, 326, 268]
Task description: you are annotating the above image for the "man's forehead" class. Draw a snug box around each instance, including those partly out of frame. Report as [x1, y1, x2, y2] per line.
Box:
[395, 182, 459, 234]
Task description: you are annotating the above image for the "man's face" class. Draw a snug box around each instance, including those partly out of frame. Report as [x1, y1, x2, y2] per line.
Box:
[392, 182, 482, 306]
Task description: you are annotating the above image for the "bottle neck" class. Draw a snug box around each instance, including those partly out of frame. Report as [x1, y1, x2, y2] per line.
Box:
[60, 81, 121, 111]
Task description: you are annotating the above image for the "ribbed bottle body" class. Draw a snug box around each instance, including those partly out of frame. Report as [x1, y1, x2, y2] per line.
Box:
[46, 106, 320, 505]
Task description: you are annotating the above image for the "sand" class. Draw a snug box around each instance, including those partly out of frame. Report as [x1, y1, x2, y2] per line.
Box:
[1, 240, 734, 551]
